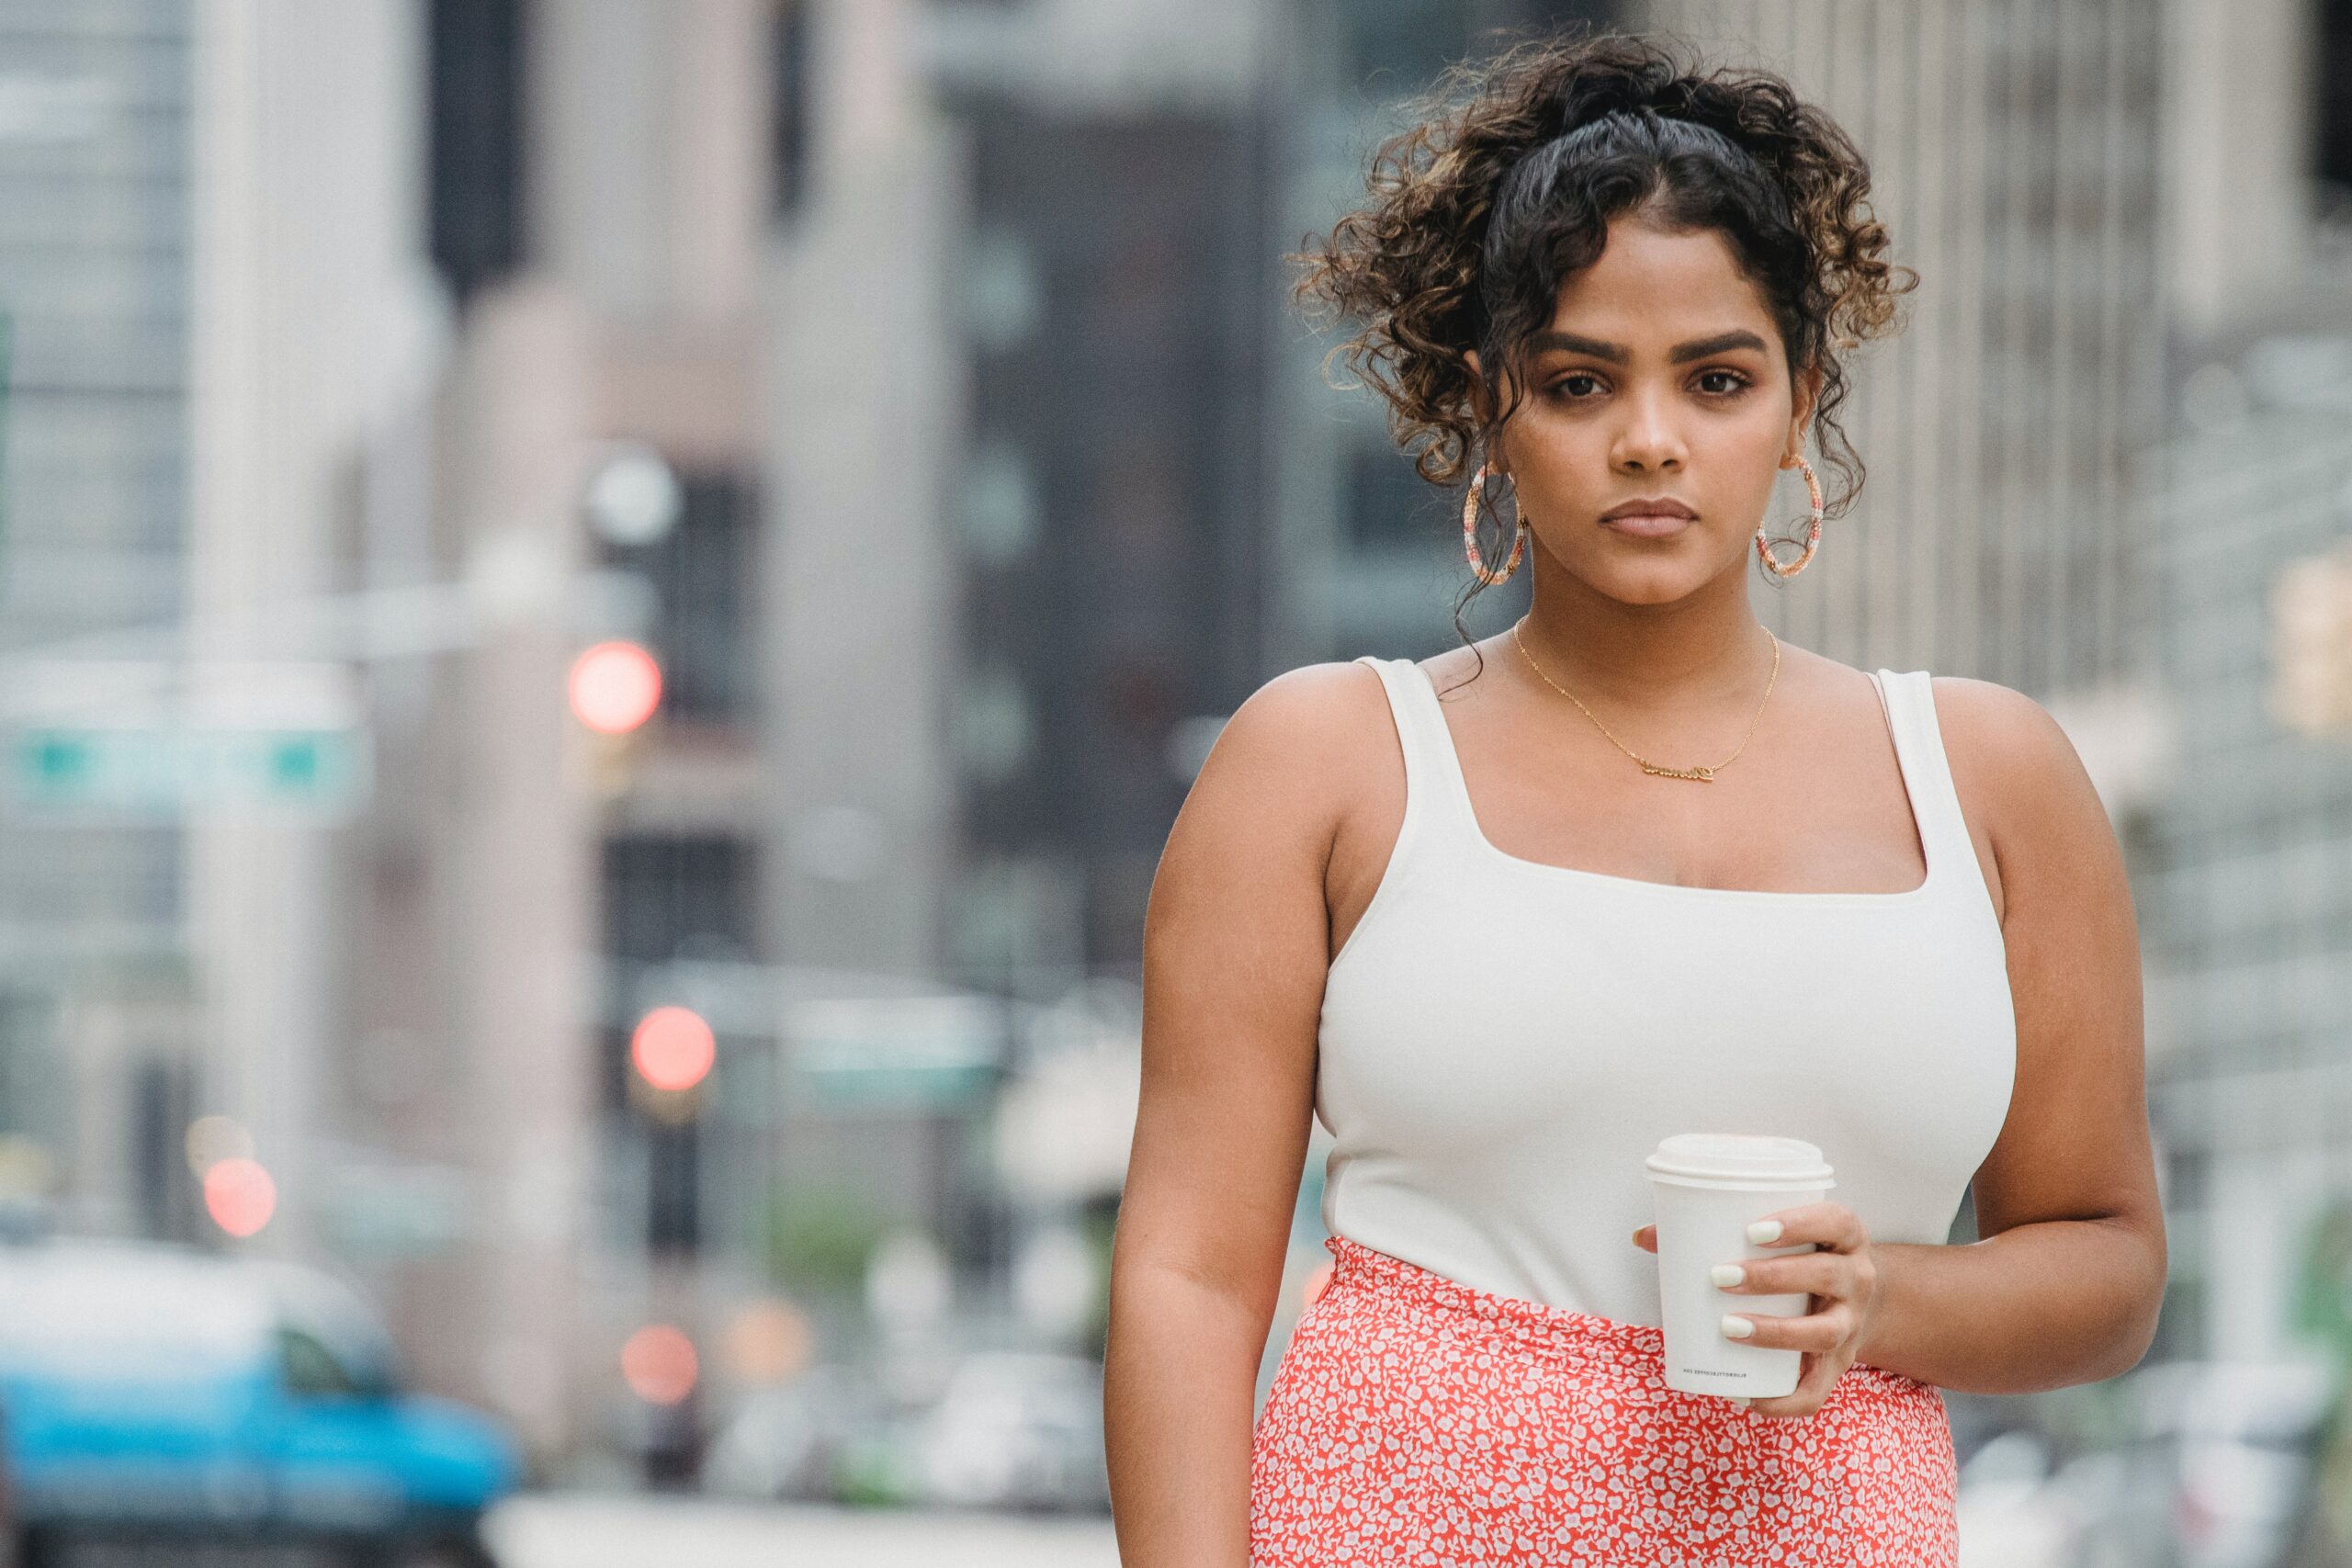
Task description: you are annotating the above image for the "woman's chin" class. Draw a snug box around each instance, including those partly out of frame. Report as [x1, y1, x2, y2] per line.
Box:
[1577, 560, 1726, 606]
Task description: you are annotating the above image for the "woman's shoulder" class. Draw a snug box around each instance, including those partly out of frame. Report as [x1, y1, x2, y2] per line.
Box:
[1185, 658, 1383, 818]
[1923, 672, 2119, 888]
[1204, 659, 1396, 780]
[1161, 660, 1398, 885]
[1923, 673, 2091, 791]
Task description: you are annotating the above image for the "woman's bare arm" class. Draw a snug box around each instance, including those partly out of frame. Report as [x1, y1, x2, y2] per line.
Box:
[1850, 676, 2168, 1393]
[1104, 663, 1371, 1566]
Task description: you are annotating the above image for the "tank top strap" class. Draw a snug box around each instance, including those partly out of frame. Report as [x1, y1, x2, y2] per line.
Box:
[1352, 655, 1479, 851]
[1871, 668, 1983, 903]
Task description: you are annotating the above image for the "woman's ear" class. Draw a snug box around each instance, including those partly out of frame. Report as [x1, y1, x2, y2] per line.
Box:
[1783, 362, 1824, 462]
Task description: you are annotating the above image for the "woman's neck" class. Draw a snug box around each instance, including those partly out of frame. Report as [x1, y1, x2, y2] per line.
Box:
[1509, 582, 1775, 712]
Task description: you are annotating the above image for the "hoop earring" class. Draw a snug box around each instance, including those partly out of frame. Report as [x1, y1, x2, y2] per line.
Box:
[1756, 454, 1825, 579]
[1463, 464, 1530, 585]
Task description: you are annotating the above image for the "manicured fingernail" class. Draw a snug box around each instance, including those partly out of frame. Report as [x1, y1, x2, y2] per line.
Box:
[1731, 1397, 1752, 1409]
[1709, 1264, 1745, 1289]
[1720, 1314, 1755, 1339]
[1632, 1227, 1645, 1246]
[1746, 1220, 1782, 1245]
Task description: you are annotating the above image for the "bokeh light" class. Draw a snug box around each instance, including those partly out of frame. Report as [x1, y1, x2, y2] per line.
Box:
[1302, 1258, 1333, 1313]
[620, 1323, 698, 1405]
[631, 1006, 717, 1093]
[203, 1156, 277, 1238]
[568, 641, 662, 734]
[723, 1299, 813, 1385]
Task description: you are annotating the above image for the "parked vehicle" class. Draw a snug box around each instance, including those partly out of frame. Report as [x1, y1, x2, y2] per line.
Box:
[699, 1362, 876, 1504]
[1953, 1359, 2340, 1568]
[2129, 1358, 2338, 1568]
[0, 1238, 517, 1567]
[897, 1350, 1110, 1513]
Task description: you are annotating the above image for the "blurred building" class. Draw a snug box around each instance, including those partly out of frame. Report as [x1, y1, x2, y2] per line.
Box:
[0, 2, 206, 1239]
[398, 0, 777, 1462]
[2141, 309, 2352, 1367]
[6, 0, 2339, 1480]
[2135, 0, 2352, 1367]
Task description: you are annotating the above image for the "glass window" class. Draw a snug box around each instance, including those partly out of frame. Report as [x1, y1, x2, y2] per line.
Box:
[278, 1325, 360, 1398]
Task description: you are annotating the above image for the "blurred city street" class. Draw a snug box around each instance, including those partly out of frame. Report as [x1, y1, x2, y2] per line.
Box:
[0, 0, 2343, 1560]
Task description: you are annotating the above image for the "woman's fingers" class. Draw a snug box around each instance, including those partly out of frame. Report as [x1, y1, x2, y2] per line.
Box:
[1722, 1298, 1855, 1355]
[1746, 1201, 1868, 1253]
[1716, 1206, 1875, 1420]
[1746, 1348, 1842, 1419]
[1713, 1251, 1845, 1297]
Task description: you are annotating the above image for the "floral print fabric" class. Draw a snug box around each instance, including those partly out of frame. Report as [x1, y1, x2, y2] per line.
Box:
[1249, 1233, 1958, 1566]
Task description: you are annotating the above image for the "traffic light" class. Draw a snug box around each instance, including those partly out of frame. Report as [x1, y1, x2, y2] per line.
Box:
[202, 1156, 277, 1238]
[570, 640, 663, 734]
[631, 1006, 716, 1093]
[620, 1322, 698, 1404]
[629, 1007, 714, 1258]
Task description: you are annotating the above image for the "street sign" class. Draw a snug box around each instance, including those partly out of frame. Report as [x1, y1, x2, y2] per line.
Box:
[6, 723, 369, 817]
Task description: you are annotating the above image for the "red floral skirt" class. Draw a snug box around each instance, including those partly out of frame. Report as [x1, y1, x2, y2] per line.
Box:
[1249, 1233, 1958, 1566]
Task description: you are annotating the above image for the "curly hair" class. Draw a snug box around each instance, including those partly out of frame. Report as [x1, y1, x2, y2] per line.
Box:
[1288, 26, 1917, 629]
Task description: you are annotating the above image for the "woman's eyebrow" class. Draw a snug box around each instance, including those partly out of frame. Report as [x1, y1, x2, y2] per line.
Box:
[1528, 328, 1770, 364]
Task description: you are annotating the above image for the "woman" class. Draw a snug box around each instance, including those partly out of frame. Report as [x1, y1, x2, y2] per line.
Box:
[1103, 28, 2165, 1566]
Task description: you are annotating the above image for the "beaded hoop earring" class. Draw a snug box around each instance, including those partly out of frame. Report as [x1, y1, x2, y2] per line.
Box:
[1755, 453, 1825, 579]
[1462, 463, 1530, 585]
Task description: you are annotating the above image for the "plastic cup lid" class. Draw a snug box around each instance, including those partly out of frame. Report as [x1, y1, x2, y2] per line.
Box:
[1644, 1133, 1835, 1187]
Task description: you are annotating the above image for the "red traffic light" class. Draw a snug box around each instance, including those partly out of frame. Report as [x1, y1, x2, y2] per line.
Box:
[620, 1323, 698, 1404]
[631, 1006, 716, 1093]
[203, 1156, 277, 1238]
[570, 641, 662, 734]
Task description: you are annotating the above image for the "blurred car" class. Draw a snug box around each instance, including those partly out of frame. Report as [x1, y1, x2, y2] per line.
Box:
[899, 1350, 1109, 1514]
[698, 1362, 876, 1503]
[0, 1238, 518, 1568]
[0, 1398, 16, 1568]
[1955, 1359, 2338, 1568]
[1955, 1427, 2141, 1568]
[2125, 1358, 2338, 1568]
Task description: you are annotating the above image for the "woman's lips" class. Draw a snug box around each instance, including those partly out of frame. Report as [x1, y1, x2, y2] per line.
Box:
[1601, 512, 1694, 537]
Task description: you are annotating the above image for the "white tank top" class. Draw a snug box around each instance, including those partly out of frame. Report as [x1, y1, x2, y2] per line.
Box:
[1316, 655, 2017, 1327]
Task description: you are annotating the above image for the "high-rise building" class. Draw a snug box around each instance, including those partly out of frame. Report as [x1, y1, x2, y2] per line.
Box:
[2135, 0, 2352, 1365]
[0, 1, 202, 1239]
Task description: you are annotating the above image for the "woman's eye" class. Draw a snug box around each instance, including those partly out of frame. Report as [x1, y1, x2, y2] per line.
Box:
[1551, 373, 1601, 398]
[1697, 369, 1750, 395]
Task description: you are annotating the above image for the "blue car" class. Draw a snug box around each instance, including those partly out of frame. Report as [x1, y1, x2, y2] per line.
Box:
[0, 1238, 516, 1567]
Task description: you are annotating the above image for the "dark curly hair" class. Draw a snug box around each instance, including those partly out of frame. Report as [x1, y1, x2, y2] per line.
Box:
[1288, 26, 1917, 638]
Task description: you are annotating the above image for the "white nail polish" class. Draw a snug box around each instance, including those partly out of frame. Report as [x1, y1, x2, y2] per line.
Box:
[1746, 1219, 1782, 1245]
[1709, 1264, 1745, 1289]
[1720, 1314, 1754, 1339]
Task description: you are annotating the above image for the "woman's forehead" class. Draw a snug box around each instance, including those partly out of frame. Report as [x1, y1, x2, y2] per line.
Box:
[1542, 226, 1781, 347]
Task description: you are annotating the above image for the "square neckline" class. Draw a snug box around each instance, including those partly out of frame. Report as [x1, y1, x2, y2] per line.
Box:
[1402, 657, 1940, 903]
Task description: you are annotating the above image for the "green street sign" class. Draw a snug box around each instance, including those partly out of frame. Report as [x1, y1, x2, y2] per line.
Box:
[6, 724, 369, 817]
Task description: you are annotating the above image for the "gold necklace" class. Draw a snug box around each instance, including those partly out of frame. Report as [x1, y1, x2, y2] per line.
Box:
[1510, 618, 1781, 782]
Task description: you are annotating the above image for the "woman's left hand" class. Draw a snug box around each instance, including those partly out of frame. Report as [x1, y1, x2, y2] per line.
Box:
[1631, 1200, 1882, 1419]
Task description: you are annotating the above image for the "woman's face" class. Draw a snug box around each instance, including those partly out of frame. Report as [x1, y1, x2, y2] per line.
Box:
[1465, 213, 1820, 606]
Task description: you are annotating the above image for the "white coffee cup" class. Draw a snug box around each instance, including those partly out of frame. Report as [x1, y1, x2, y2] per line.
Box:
[1644, 1133, 1836, 1401]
